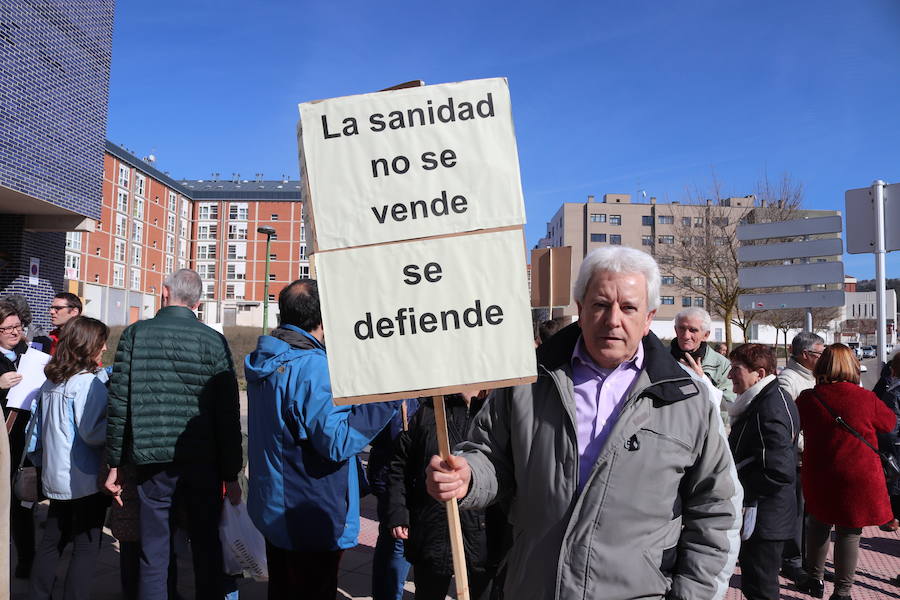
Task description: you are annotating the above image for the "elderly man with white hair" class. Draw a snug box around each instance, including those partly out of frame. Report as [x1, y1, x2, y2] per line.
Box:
[672, 307, 735, 421]
[427, 246, 742, 600]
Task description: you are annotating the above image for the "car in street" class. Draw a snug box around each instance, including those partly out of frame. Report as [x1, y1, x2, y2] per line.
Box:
[861, 346, 877, 359]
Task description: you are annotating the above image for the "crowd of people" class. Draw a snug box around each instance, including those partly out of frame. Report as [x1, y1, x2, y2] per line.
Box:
[1, 246, 899, 600]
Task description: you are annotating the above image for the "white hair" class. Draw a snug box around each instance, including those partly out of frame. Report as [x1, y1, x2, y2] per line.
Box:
[573, 247, 661, 310]
[674, 307, 712, 332]
[164, 269, 202, 307]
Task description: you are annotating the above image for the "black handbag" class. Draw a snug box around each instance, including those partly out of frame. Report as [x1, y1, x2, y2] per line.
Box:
[817, 396, 900, 483]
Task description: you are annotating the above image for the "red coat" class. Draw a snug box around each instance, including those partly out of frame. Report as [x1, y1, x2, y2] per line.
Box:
[797, 382, 895, 528]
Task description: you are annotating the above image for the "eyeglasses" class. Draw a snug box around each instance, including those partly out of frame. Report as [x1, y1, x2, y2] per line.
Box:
[0, 325, 24, 334]
[805, 350, 823, 357]
[49, 305, 73, 311]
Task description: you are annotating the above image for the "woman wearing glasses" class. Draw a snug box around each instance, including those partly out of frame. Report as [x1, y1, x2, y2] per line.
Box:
[0, 300, 35, 578]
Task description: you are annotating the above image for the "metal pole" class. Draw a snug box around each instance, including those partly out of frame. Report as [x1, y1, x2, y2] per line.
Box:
[262, 233, 272, 334]
[874, 180, 888, 366]
[805, 309, 813, 333]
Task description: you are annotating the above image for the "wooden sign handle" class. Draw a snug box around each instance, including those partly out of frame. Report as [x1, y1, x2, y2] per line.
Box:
[432, 395, 470, 600]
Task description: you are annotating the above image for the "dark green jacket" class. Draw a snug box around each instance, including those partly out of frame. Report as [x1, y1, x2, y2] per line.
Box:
[106, 305, 242, 481]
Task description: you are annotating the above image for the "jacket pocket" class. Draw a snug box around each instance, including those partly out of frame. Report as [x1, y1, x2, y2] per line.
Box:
[641, 516, 682, 593]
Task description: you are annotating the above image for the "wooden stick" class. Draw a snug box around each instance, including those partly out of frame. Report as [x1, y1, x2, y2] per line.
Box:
[401, 399, 409, 432]
[432, 395, 469, 600]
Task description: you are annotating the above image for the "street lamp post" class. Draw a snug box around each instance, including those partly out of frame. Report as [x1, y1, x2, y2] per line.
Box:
[257, 226, 276, 334]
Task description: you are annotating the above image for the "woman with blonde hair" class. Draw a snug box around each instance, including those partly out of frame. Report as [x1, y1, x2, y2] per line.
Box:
[796, 343, 895, 600]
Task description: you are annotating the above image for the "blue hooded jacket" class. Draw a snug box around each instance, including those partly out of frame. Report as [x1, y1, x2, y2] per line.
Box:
[245, 325, 398, 551]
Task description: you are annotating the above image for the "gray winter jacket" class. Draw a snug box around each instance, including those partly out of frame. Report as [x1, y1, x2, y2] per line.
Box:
[458, 325, 742, 600]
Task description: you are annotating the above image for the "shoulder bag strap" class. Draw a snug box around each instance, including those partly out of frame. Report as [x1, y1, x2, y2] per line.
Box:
[816, 396, 880, 456]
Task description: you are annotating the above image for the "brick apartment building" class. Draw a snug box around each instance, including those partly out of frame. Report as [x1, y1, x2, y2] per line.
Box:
[538, 193, 842, 344]
[0, 0, 114, 326]
[65, 142, 306, 327]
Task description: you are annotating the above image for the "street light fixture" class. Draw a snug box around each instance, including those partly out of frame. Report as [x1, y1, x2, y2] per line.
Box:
[257, 226, 276, 333]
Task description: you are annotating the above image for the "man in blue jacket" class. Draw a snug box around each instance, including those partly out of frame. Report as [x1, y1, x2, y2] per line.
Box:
[245, 279, 398, 599]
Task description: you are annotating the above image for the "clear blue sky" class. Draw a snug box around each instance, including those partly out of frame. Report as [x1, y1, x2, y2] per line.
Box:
[107, 0, 899, 279]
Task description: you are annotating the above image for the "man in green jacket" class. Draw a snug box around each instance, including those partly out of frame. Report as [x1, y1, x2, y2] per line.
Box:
[672, 307, 735, 424]
[104, 269, 242, 599]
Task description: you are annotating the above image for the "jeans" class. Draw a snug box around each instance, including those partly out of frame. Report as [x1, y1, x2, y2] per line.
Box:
[137, 462, 224, 600]
[371, 522, 410, 600]
[29, 493, 109, 600]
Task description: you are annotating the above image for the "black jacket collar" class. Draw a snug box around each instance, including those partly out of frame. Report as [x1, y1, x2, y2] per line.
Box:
[537, 322, 699, 404]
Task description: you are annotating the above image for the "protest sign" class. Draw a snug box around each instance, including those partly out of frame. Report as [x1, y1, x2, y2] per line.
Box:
[299, 78, 526, 251]
[315, 228, 534, 404]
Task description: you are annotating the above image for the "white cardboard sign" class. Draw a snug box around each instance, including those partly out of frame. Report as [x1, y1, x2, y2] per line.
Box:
[315, 229, 535, 402]
[299, 78, 526, 251]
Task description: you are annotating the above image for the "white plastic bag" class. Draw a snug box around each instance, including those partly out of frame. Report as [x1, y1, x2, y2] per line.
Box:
[219, 501, 268, 580]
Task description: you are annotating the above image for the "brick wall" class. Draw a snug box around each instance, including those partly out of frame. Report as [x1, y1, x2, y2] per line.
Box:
[0, 216, 65, 329]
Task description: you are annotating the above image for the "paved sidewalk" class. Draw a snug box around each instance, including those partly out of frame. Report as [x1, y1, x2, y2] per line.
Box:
[11, 493, 900, 599]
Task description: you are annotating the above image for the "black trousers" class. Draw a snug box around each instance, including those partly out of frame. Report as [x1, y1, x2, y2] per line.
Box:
[265, 539, 343, 600]
[739, 536, 785, 600]
[413, 564, 492, 600]
[137, 462, 224, 600]
[781, 474, 805, 570]
[28, 493, 109, 600]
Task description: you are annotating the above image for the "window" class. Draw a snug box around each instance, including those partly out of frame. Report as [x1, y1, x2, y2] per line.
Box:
[198, 203, 218, 220]
[590, 214, 606, 223]
[178, 239, 187, 258]
[299, 265, 310, 278]
[115, 214, 127, 238]
[694, 297, 705, 307]
[198, 243, 216, 259]
[181, 198, 189, 219]
[694, 217, 704, 227]
[268, 273, 276, 281]
[270, 231, 278, 240]
[681, 217, 691, 227]
[590, 233, 607, 243]
[229, 203, 248, 220]
[712, 217, 729, 226]
[226, 243, 246, 260]
[661, 296, 675, 305]
[658, 235, 674, 244]
[64, 252, 80, 275]
[134, 173, 146, 197]
[65, 231, 82, 250]
[116, 189, 128, 213]
[657, 256, 674, 265]
[131, 268, 141, 290]
[299, 225, 306, 242]
[658, 215, 674, 225]
[197, 263, 216, 279]
[694, 277, 705, 286]
[165, 256, 174, 274]
[641, 215, 653, 226]
[609, 215, 621, 226]
[271, 214, 279, 221]
[713, 237, 727, 246]
[226, 263, 246, 280]
[114, 239, 126, 262]
[167, 213, 176, 233]
[641, 235, 653, 246]
[610, 234, 622, 245]
[131, 245, 141, 266]
[269, 253, 277, 261]
[180, 219, 188, 239]
[131, 221, 143, 244]
[227, 224, 247, 240]
[682, 297, 692, 307]
[298, 245, 306, 260]
[132, 197, 144, 220]
[168, 192, 177, 213]
[166, 235, 175, 254]
[117, 165, 129, 188]
[198, 224, 218, 240]
[225, 284, 244, 300]
[661, 275, 675, 285]
[113, 264, 125, 287]
[268, 294, 276, 302]
[682, 276, 692, 287]
[178, 258, 187, 270]
[203, 282, 215, 299]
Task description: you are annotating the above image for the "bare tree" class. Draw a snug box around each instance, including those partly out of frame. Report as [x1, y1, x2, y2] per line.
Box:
[653, 173, 804, 349]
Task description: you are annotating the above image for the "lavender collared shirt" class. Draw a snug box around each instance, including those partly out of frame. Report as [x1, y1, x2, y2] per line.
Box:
[571, 338, 644, 492]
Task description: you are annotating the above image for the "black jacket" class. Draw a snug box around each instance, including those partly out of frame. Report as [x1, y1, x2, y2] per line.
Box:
[1, 339, 30, 463]
[877, 378, 900, 496]
[386, 395, 488, 575]
[729, 378, 799, 540]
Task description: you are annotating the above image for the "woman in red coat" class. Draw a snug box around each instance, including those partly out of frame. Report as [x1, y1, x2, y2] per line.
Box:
[796, 344, 894, 600]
